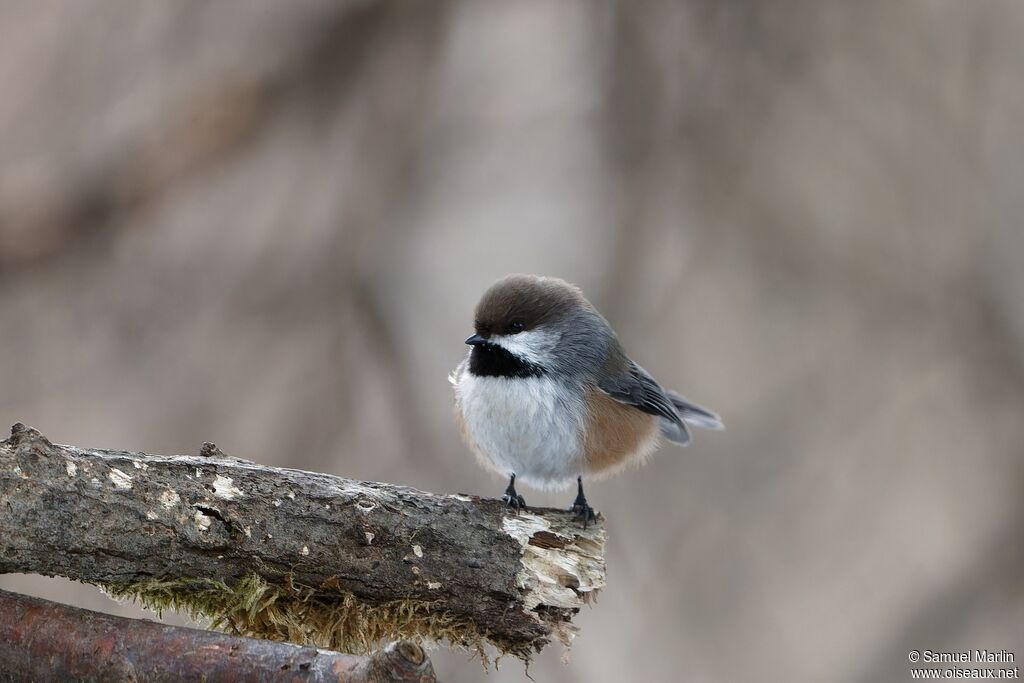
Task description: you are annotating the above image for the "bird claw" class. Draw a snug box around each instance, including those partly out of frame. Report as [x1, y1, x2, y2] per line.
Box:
[503, 474, 526, 512]
[571, 501, 597, 529]
[571, 476, 597, 528]
[503, 492, 527, 511]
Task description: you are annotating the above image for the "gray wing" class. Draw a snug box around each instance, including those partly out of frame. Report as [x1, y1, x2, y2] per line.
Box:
[598, 361, 691, 445]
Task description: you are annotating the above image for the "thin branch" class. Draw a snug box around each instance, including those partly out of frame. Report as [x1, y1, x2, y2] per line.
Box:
[0, 588, 435, 682]
[0, 423, 606, 661]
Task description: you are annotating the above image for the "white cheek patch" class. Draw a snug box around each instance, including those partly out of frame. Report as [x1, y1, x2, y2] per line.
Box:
[489, 329, 559, 367]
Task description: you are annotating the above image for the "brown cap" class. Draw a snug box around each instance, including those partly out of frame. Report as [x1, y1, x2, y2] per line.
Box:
[474, 274, 589, 337]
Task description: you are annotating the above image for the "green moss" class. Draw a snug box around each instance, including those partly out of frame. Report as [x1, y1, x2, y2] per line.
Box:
[99, 573, 502, 662]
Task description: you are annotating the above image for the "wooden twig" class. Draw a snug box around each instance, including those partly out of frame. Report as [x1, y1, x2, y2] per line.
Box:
[0, 423, 606, 661]
[0, 588, 435, 682]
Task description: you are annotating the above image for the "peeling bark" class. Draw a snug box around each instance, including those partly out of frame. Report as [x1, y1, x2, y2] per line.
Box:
[0, 588, 435, 682]
[0, 424, 606, 659]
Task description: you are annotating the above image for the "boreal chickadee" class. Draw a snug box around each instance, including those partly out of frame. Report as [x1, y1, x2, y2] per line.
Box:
[451, 274, 722, 524]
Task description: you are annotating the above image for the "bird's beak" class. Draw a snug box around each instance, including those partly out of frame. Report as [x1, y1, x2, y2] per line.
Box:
[465, 333, 489, 346]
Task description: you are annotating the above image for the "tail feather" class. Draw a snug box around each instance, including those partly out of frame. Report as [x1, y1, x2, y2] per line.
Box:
[659, 418, 691, 445]
[666, 391, 724, 431]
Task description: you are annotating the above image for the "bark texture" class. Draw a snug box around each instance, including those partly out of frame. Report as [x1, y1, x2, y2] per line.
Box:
[0, 588, 435, 683]
[0, 424, 606, 659]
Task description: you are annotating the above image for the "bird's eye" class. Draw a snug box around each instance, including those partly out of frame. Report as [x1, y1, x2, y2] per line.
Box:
[508, 320, 525, 334]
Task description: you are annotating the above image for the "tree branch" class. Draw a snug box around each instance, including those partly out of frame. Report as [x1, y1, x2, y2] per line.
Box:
[0, 588, 435, 682]
[0, 423, 606, 661]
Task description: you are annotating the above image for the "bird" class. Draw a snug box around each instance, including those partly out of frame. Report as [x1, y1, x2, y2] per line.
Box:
[450, 274, 722, 525]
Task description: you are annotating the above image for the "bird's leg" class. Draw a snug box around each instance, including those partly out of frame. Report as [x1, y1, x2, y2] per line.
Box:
[571, 476, 597, 528]
[502, 473, 526, 511]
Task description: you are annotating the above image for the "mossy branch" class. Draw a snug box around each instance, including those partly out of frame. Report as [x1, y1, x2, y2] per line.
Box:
[0, 423, 606, 663]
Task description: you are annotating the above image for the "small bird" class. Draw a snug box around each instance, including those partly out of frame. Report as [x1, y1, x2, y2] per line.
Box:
[451, 274, 722, 524]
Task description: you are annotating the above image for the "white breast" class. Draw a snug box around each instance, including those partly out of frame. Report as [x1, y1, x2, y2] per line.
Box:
[453, 367, 584, 491]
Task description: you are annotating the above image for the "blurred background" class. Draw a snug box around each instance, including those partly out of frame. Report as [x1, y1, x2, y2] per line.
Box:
[1, 1, 1023, 681]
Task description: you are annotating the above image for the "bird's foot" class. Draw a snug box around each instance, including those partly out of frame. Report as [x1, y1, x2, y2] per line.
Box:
[503, 474, 526, 512]
[571, 476, 597, 528]
[571, 499, 597, 528]
[503, 491, 526, 510]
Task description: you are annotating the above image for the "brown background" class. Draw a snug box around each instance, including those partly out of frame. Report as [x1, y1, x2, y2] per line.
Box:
[1, 2, 1022, 681]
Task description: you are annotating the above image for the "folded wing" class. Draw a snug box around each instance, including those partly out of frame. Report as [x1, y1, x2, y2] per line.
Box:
[598, 360, 723, 445]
